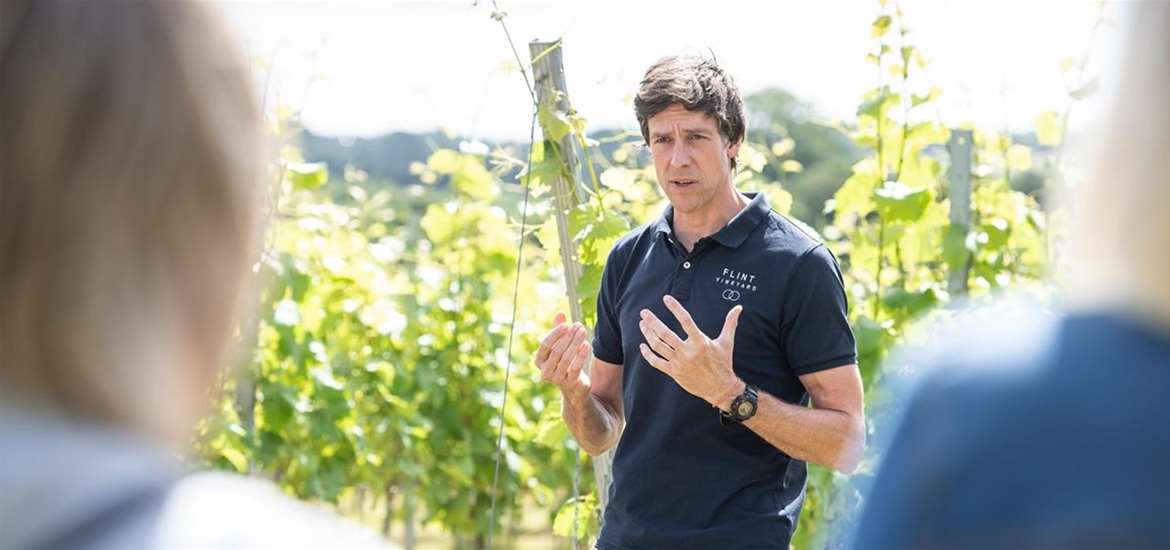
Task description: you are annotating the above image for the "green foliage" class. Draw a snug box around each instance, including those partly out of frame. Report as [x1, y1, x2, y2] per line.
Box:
[873, 180, 931, 223]
[197, 139, 584, 545]
[196, 3, 1071, 547]
[289, 162, 329, 190]
[552, 494, 600, 542]
[1035, 111, 1063, 147]
[794, 4, 1053, 549]
[744, 89, 860, 227]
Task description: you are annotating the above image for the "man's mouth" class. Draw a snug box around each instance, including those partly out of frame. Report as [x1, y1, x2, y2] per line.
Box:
[670, 178, 697, 188]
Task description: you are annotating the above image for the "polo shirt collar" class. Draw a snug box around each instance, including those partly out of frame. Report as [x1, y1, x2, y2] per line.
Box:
[654, 192, 771, 249]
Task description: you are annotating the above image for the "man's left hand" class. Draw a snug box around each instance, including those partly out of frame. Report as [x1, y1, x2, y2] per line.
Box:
[638, 294, 744, 409]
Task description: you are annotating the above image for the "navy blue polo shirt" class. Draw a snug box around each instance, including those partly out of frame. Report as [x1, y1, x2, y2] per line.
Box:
[593, 192, 856, 550]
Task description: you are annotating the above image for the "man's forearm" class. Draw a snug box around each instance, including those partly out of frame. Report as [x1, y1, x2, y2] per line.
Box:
[561, 389, 622, 456]
[740, 391, 865, 473]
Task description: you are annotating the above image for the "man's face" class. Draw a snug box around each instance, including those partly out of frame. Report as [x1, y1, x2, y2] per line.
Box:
[646, 102, 740, 215]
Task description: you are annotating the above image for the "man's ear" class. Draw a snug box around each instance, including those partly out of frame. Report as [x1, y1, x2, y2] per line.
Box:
[728, 140, 742, 161]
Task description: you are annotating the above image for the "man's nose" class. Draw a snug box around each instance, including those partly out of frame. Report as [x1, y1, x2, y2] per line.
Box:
[670, 142, 692, 167]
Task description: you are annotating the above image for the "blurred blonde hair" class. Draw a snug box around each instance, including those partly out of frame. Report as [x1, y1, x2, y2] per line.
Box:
[0, 1, 264, 444]
[1067, 3, 1170, 329]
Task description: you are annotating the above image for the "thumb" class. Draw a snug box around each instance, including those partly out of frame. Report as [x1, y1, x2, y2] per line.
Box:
[719, 305, 743, 343]
[552, 312, 567, 326]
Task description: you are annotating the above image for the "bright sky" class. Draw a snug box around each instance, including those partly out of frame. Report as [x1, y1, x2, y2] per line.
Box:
[218, 0, 1120, 142]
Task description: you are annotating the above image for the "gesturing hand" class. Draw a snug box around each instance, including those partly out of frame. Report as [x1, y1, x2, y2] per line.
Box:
[638, 295, 744, 409]
[535, 312, 592, 404]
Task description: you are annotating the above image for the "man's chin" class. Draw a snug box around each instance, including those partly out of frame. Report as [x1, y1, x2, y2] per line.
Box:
[660, 185, 712, 214]
[667, 196, 705, 215]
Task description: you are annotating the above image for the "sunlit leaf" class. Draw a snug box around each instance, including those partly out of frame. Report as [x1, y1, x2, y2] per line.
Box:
[553, 494, 599, 540]
[910, 87, 941, 107]
[981, 217, 1011, 250]
[538, 98, 572, 142]
[219, 446, 250, 473]
[427, 149, 461, 174]
[600, 167, 638, 190]
[289, 162, 329, 190]
[1007, 145, 1032, 171]
[1035, 111, 1063, 146]
[738, 142, 768, 173]
[536, 216, 562, 258]
[873, 181, 931, 223]
[771, 138, 796, 157]
[943, 222, 973, 270]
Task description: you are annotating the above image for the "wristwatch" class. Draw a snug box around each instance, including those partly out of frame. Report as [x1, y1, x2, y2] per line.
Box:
[720, 384, 759, 425]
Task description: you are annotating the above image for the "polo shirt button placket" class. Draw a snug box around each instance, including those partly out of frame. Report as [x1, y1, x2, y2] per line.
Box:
[671, 256, 698, 301]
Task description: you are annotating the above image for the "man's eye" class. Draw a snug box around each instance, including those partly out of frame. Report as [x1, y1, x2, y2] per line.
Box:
[655, 137, 671, 144]
[688, 134, 706, 141]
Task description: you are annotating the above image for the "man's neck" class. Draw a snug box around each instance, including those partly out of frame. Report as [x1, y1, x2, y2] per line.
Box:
[673, 186, 750, 252]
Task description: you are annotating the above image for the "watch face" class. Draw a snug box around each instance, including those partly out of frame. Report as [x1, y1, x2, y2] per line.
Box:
[736, 401, 754, 417]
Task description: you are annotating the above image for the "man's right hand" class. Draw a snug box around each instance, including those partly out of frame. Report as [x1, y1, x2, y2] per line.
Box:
[536, 312, 593, 404]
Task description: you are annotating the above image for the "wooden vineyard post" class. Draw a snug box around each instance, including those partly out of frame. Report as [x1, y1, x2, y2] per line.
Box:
[528, 39, 616, 515]
[947, 129, 974, 297]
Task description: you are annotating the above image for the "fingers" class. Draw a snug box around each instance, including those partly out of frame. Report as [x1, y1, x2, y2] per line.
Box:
[639, 343, 670, 373]
[543, 323, 587, 382]
[550, 324, 586, 371]
[639, 310, 686, 348]
[564, 340, 591, 382]
[638, 312, 680, 360]
[663, 295, 702, 339]
[718, 305, 743, 343]
[536, 322, 570, 364]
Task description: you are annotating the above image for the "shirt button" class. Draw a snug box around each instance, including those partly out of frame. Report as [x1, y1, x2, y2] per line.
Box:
[682, 261, 692, 269]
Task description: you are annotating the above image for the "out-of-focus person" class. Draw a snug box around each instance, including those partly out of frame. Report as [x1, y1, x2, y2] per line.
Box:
[0, 2, 388, 548]
[851, 4, 1170, 549]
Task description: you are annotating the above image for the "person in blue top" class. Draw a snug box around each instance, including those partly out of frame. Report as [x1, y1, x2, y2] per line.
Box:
[535, 55, 865, 549]
[851, 4, 1170, 548]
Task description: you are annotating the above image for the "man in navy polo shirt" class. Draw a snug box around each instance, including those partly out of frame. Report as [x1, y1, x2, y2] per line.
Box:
[535, 55, 865, 549]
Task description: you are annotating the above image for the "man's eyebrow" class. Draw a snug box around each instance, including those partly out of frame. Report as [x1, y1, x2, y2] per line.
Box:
[650, 128, 714, 138]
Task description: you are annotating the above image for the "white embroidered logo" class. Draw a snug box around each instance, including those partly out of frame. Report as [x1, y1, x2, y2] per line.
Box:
[721, 289, 741, 301]
[715, 267, 759, 292]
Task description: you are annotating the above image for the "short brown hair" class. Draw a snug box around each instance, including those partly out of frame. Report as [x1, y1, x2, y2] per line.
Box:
[634, 55, 747, 169]
[0, 1, 264, 443]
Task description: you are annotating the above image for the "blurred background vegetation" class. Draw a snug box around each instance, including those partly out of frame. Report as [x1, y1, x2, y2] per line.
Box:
[197, 1, 1109, 548]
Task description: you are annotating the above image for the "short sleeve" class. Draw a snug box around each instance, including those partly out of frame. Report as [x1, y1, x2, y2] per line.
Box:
[592, 245, 625, 365]
[781, 244, 857, 375]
